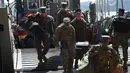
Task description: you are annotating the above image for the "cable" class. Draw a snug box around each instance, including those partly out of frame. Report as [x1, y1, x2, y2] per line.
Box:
[108, 0, 116, 6]
[9, 1, 15, 6]
[10, 2, 15, 8]
[121, 0, 124, 9]
[116, 0, 118, 15]
[107, 0, 110, 15]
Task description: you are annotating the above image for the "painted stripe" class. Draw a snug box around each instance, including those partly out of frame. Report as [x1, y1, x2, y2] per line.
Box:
[13, 49, 22, 70]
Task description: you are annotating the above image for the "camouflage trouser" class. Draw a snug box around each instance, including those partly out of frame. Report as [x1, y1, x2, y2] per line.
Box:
[112, 32, 129, 63]
[34, 36, 49, 62]
[60, 44, 76, 73]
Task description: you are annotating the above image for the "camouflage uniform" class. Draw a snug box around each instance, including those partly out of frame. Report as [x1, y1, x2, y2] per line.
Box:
[54, 21, 76, 73]
[87, 44, 109, 73]
[34, 11, 55, 63]
[56, 8, 73, 27]
[89, 44, 122, 73]
[93, 46, 118, 73]
[77, 35, 122, 73]
[71, 18, 87, 42]
[71, 17, 87, 68]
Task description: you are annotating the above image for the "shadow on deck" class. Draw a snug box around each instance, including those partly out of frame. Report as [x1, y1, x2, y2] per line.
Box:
[31, 56, 62, 72]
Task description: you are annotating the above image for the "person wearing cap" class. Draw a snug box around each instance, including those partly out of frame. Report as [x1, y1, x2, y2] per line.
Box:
[94, 35, 111, 73]
[33, 6, 55, 64]
[77, 35, 122, 73]
[54, 17, 76, 73]
[56, 1, 74, 27]
[92, 35, 122, 73]
[110, 8, 129, 71]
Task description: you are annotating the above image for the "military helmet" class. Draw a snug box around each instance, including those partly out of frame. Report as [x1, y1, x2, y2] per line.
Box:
[61, 2, 67, 5]
[63, 17, 70, 23]
[102, 35, 110, 39]
[102, 35, 110, 40]
[39, 6, 46, 10]
[61, 1, 67, 8]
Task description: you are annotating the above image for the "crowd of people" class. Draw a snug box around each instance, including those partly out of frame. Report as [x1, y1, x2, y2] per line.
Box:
[18, 1, 130, 73]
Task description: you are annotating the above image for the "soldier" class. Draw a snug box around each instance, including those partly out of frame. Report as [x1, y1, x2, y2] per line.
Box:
[54, 17, 76, 73]
[89, 35, 122, 73]
[34, 6, 55, 64]
[111, 8, 129, 71]
[56, 1, 74, 27]
[71, 9, 87, 42]
[71, 9, 87, 69]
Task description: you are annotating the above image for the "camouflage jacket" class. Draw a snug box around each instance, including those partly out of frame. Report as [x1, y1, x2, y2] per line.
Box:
[54, 23, 76, 47]
[35, 14, 55, 37]
[88, 44, 122, 73]
[71, 18, 87, 41]
[56, 8, 74, 26]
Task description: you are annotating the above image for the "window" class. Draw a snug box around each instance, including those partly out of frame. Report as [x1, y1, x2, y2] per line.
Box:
[27, 0, 40, 10]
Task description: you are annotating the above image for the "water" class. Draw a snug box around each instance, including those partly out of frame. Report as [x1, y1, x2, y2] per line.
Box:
[109, 11, 116, 16]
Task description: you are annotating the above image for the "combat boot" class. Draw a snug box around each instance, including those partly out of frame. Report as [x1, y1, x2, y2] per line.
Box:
[37, 59, 44, 66]
[123, 61, 128, 71]
[63, 69, 67, 73]
[42, 55, 47, 63]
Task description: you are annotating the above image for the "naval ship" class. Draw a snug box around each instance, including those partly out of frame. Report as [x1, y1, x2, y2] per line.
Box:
[0, 0, 130, 73]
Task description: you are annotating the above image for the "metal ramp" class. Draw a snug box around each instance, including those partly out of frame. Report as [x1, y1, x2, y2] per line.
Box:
[21, 49, 39, 71]
[13, 47, 130, 72]
[21, 48, 62, 71]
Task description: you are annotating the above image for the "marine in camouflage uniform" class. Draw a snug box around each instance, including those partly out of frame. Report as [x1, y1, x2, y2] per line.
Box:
[71, 9, 87, 42]
[89, 35, 122, 73]
[111, 8, 129, 70]
[54, 17, 76, 73]
[71, 9, 87, 69]
[56, 2, 74, 27]
[34, 6, 55, 64]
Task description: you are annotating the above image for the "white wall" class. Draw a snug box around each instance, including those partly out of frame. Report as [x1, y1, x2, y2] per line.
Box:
[0, 8, 14, 73]
[0, 0, 5, 7]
